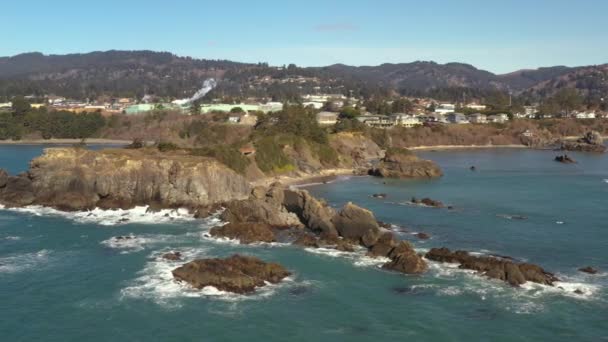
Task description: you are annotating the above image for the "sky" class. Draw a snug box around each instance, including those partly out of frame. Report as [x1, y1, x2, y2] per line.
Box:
[1, 0, 607, 74]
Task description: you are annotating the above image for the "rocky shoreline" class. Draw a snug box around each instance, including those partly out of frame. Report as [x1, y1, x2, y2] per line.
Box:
[0, 145, 576, 294]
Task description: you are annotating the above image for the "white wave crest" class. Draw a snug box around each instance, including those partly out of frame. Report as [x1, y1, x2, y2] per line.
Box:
[0, 249, 52, 273]
[303, 247, 390, 268]
[2, 205, 195, 226]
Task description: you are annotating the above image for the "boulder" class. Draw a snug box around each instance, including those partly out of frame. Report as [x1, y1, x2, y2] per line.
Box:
[0, 175, 35, 207]
[416, 232, 431, 240]
[0, 169, 8, 188]
[220, 198, 301, 228]
[425, 248, 558, 286]
[582, 131, 603, 145]
[292, 233, 319, 248]
[162, 252, 182, 261]
[382, 241, 427, 274]
[172, 254, 291, 294]
[578, 266, 598, 274]
[368, 232, 398, 257]
[209, 222, 276, 244]
[332, 202, 380, 247]
[554, 155, 576, 164]
[282, 188, 337, 238]
[369, 148, 443, 179]
[372, 193, 387, 199]
[561, 131, 606, 153]
[193, 203, 225, 219]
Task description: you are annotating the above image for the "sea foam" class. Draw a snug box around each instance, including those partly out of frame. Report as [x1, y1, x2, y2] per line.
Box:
[2, 205, 195, 226]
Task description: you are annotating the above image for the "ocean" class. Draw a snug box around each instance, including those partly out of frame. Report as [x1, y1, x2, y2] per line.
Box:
[1, 145, 606, 341]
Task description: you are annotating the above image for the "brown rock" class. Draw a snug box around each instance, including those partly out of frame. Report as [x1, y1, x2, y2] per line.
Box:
[172, 254, 291, 294]
[0, 175, 35, 207]
[368, 232, 398, 257]
[162, 252, 182, 261]
[425, 248, 558, 286]
[0, 169, 8, 188]
[416, 232, 431, 240]
[383, 241, 428, 274]
[292, 234, 319, 248]
[282, 188, 337, 238]
[332, 202, 380, 247]
[369, 148, 443, 179]
[220, 198, 301, 228]
[209, 222, 276, 244]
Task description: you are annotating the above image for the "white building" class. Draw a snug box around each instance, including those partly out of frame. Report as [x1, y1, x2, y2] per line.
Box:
[446, 113, 469, 124]
[391, 114, 422, 128]
[466, 104, 487, 111]
[435, 103, 456, 115]
[316, 111, 339, 125]
[487, 113, 510, 123]
[575, 112, 596, 119]
[468, 113, 487, 124]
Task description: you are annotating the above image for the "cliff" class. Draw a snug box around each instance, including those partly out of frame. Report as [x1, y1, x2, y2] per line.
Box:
[0, 148, 251, 210]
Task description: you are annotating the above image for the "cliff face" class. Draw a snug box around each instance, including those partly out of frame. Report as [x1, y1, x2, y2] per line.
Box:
[1, 148, 251, 210]
[329, 132, 383, 168]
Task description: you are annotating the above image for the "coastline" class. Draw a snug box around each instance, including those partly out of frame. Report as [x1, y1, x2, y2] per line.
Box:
[251, 168, 356, 188]
[0, 138, 131, 145]
[407, 144, 529, 151]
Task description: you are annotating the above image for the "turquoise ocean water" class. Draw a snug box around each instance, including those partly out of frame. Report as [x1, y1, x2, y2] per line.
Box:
[1, 145, 607, 341]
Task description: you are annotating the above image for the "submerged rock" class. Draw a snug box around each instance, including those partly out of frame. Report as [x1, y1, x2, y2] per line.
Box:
[0, 169, 8, 188]
[372, 193, 387, 199]
[416, 232, 431, 240]
[172, 254, 291, 294]
[209, 222, 276, 244]
[425, 248, 558, 286]
[369, 148, 443, 179]
[578, 266, 598, 274]
[162, 252, 182, 261]
[410, 197, 444, 208]
[554, 155, 576, 164]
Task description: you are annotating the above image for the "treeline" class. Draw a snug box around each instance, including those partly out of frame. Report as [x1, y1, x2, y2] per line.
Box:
[0, 108, 106, 140]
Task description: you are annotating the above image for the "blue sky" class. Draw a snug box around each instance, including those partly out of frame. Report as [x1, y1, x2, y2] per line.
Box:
[1, 0, 607, 73]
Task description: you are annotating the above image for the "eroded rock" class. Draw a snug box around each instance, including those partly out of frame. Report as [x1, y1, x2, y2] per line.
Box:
[172, 255, 291, 294]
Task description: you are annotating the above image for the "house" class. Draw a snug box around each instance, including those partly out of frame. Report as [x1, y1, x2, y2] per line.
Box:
[524, 106, 538, 116]
[125, 104, 155, 115]
[357, 114, 395, 128]
[468, 113, 487, 124]
[0, 102, 11, 109]
[435, 103, 456, 115]
[446, 113, 469, 124]
[316, 111, 339, 125]
[420, 113, 448, 124]
[391, 114, 422, 128]
[575, 112, 596, 119]
[487, 113, 509, 123]
[227, 113, 258, 126]
[466, 103, 487, 111]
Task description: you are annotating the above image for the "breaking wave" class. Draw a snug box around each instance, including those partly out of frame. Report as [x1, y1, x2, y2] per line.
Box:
[0, 249, 52, 273]
[2, 205, 195, 226]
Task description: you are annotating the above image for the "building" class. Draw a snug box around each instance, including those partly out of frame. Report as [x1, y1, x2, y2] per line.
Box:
[435, 103, 456, 115]
[124, 104, 155, 115]
[316, 112, 339, 126]
[227, 113, 258, 126]
[575, 112, 596, 119]
[465, 103, 487, 111]
[357, 114, 395, 128]
[487, 113, 509, 123]
[446, 113, 469, 124]
[524, 106, 538, 116]
[0, 102, 12, 109]
[391, 114, 422, 128]
[468, 113, 487, 124]
[303, 102, 324, 110]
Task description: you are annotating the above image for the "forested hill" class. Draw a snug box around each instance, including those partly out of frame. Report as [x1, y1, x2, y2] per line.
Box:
[0, 50, 606, 103]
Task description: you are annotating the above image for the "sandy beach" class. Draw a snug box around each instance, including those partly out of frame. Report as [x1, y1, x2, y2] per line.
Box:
[251, 168, 357, 188]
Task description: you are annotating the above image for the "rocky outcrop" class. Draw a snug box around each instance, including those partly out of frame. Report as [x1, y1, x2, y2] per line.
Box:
[220, 198, 302, 228]
[383, 241, 428, 274]
[0, 169, 8, 188]
[172, 255, 291, 294]
[369, 148, 443, 179]
[282, 188, 337, 238]
[561, 131, 606, 153]
[0, 148, 251, 210]
[209, 223, 276, 244]
[332, 202, 381, 247]
[425, 248, 558, 286]
[329, 132, 383, 168]
[554, 155, 576, 163]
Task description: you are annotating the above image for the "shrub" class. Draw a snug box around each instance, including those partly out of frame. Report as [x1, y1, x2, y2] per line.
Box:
[157, 141, 179, 152]
[254, 136, 293, 173]
[191, 146, 250, 174]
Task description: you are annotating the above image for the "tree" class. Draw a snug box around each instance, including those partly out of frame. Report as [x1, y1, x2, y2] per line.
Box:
[190, 100, 201, 115]
[11, 96, 31, 116]
[230, 107, 245, 114]
[339, 106, 360, 119]
[553, 88, 582, 114]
